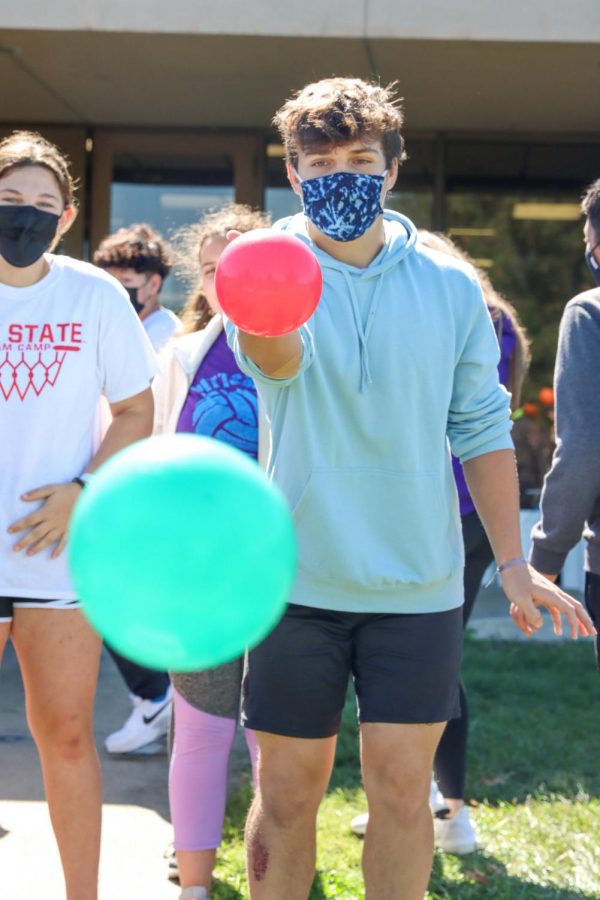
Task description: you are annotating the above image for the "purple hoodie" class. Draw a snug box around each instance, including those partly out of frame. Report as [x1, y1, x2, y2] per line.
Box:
[453, 311, 517, 517]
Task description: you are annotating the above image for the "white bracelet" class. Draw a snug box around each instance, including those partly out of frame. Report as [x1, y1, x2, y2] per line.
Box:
[497, 556, 527, 575]
[484, 555, 527, 588]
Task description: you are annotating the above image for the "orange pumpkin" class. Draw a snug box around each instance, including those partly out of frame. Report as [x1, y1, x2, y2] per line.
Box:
[523, 402, 540, 418]
[538, 387, 554, 407]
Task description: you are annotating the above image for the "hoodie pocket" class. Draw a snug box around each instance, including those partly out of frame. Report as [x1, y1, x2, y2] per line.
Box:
[292, 467, 458, 590]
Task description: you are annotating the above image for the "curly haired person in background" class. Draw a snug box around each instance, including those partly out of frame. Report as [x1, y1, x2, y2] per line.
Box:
[155, 204, 270, 900]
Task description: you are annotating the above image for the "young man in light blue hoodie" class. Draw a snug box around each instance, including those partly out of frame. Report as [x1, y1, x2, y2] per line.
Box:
[226, 78, 594, 900]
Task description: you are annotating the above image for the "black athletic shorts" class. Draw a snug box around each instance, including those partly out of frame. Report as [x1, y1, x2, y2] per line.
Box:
[584, 572, 600, 669]
[0, 595, 80, 623]
[242, 603, 463, 739]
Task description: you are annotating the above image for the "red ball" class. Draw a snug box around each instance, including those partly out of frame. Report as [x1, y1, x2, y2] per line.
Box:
[215, 230, 322, 337]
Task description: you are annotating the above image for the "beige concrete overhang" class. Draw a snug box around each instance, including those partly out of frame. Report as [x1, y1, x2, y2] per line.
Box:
[2, 0, 600, 43]
[0, 27, 599, 134]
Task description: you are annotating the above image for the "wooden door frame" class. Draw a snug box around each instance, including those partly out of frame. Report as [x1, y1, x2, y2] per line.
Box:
[89, 128, 266, 254]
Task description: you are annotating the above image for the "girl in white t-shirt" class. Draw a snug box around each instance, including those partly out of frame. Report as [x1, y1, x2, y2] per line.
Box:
[0, 131, 158, 900]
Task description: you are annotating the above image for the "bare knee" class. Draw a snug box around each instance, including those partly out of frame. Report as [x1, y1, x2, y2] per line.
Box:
[365, 763, 430, 828]
[258, 758, 327, 828]
[28, 708, 94, 763]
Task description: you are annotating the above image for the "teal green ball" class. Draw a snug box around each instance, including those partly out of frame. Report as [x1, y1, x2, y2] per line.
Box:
[68, 434, 296, 670]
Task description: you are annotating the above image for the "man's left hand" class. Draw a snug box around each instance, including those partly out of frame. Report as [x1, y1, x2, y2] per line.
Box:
[502, 563, 596, 639]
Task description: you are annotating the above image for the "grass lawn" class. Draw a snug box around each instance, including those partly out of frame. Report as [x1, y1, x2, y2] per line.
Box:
[212, 637, 600, 899]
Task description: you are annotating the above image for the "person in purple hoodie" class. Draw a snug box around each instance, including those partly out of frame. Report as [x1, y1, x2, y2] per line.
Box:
[350, 230, 531, 853]
[426, 231, 531, 853]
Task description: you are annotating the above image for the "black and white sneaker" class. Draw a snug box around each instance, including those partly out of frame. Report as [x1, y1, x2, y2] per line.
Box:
[164, 842, 179, 882]
[105, 686, 173, 755]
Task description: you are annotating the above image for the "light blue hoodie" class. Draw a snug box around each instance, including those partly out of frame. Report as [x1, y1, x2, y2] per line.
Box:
[226, 210, 513, 614]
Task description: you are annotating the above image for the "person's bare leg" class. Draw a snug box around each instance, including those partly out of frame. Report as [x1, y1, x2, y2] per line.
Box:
[13, 608, 102, 900]
[0, 621, 11, 665]
[361, 722, 446, 900]
[177, 849, 216, 892]
[246, 732, 337, 899]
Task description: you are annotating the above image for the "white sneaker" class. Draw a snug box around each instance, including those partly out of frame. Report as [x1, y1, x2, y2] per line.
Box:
[430, 778, 450, 817]
[179, 887, 209, 900]
[434, 806, 480, 854]
[350, 811, 368, 836]
[105, 687, 173, 754]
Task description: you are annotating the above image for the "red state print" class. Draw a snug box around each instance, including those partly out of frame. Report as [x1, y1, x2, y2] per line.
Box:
[0, 349, 70, 401]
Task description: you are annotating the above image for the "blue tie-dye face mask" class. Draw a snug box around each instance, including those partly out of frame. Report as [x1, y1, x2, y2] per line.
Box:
[296, 170, 387, 242]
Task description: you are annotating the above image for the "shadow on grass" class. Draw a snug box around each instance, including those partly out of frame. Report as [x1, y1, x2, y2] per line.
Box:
[308, 873, 329, 898]
[429, 849, 598, 899]
[223, 781, 252, 834]
[210, 878, 245, 899]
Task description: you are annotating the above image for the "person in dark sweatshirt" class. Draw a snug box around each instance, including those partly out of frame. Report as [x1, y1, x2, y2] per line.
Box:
[530, 179, 600, 666]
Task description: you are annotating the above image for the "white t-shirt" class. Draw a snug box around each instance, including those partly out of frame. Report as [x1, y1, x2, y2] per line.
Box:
[0, 254, 159, 600]
[143, 306, 181, 352]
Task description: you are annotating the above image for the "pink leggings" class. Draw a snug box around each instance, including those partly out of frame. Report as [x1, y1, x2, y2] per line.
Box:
[169, 689, 258, 851]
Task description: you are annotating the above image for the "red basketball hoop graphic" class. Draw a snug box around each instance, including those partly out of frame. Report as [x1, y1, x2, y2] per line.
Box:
[0, 346, 79, 401]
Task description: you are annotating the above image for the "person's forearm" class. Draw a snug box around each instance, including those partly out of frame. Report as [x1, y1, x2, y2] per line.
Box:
[530, 449, 599, 574]
[238, 330, 302, 378]
[85, 392, 154, 473]
[462, 449, 522, 565]
[461, 449, 595, 642]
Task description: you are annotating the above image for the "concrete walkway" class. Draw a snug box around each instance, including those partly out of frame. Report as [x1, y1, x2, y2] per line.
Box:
[1, 643, 185, 899]
[0, 583, 580, 899]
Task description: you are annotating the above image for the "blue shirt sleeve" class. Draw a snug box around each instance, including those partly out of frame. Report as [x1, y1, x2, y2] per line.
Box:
[223, 319, 315, 388]
[447, 276, 513, 462]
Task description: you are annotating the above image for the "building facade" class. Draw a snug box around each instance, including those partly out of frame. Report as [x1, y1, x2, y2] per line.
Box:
[1, 0, 599, 367]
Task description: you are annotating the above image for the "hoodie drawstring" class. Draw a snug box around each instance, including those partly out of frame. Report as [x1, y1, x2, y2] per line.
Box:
[342, 269, 386, 392]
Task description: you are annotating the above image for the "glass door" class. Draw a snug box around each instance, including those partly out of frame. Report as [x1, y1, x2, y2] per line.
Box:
[89, 130, 265, 309]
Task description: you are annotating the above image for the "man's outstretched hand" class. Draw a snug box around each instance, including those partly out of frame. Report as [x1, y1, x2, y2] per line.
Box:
[501, 563, 596, 639]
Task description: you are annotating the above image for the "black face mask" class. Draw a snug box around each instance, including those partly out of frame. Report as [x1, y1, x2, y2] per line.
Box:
[585, 247, 600, 287]
[0, 204, 60, 268]
[126, 286, 145, 315]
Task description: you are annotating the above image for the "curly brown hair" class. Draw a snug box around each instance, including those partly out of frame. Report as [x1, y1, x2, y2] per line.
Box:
[273, 77, 406, 169]
[418, 230, 531, 409]
[93, 223, 173, 280]
[0, 130, 77, 210]
[173, 204, 271, 334]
